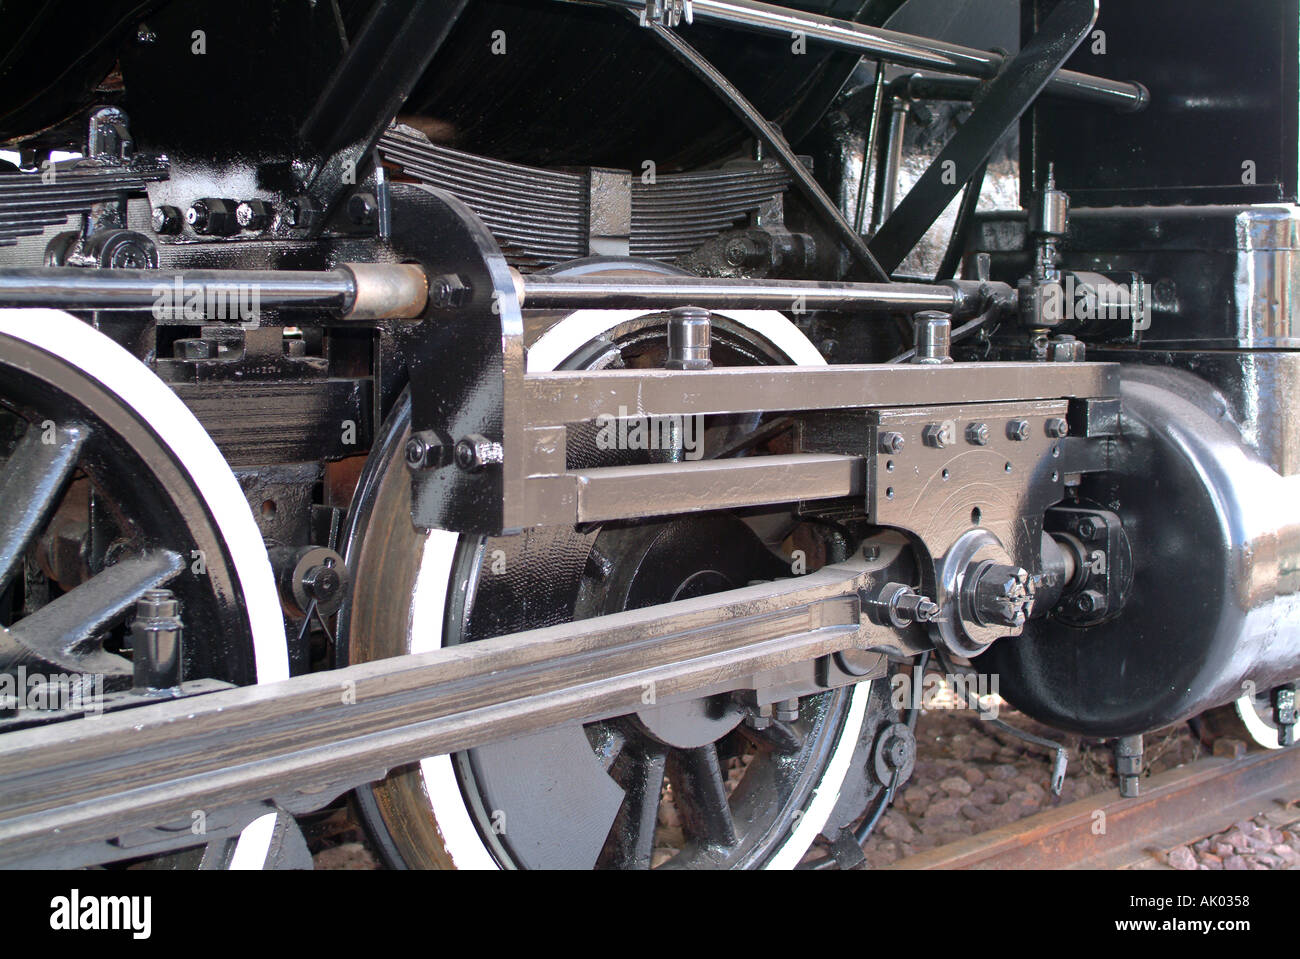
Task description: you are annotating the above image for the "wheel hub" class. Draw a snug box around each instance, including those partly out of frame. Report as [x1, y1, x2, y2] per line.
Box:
[578, 514, 784, 749]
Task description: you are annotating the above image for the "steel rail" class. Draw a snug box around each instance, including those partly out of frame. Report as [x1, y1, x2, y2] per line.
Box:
[582, 0, 1148, 112]
[0, 563, 882, 868]
[884, 746, 1300, 869]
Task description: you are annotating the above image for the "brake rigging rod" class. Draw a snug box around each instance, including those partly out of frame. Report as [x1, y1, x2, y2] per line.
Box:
[584, 0, 1148, 112]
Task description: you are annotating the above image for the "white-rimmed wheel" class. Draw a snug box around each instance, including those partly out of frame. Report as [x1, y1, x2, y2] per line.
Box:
[0, 309, 291, 868]
[340, 264, 883, 869]
[1199, 683, 1298, 751]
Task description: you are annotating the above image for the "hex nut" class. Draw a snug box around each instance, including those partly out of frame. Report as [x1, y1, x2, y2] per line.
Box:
[923, 421, 957, 449]
[151, 205, 182, 234]
[878, 431, 905, 455]
[235, 200, 273, 231]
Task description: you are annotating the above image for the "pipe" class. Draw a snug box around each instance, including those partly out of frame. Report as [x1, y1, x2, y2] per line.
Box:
[852, 68, 888, 234]
[874, 96, 909, 231]
[588, 0, 1149, 112]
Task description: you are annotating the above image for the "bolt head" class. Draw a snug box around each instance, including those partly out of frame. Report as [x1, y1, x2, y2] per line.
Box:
[284, 196, 320, 231]
[430, 274, 470, 309]
[347, 192, 378, 226]
[1076, 517, 1098, 540]
[1007, 419, 1031, 441]
[923, 420, 957, 449]
[1045, 417, 1070, 438]
[454, 439, 477, 470]
[404, 436, 432, 469]
[965, 422, 990, 446]
[151, 205, 181, 234]
[135, 588, 180, 620]
[1073, 589, 1107, 616]
[878, 431, 905, 455]
[303, 564, 342, 604]
[108, 242, 151, 269]
[969, 563, 1035, 628]
[235, 200, 271, 231]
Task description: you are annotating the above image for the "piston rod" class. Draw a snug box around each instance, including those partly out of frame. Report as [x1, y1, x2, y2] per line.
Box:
[519, 273, 1004, 315]
[585, 0, 1148, 112]
[0, 264, 429, 320]
[0, 265, 1003, 318]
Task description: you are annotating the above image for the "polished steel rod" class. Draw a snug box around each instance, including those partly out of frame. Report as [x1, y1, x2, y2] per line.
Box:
[520, 272, 969, 312]
[0, 264, 430, 319]
[0, 266, 355, 311]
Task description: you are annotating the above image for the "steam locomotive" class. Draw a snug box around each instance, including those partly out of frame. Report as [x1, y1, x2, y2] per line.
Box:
[0, 0, 1296, 870]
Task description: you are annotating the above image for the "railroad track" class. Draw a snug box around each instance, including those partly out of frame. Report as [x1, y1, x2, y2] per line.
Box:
[883, 745, 1300, 870]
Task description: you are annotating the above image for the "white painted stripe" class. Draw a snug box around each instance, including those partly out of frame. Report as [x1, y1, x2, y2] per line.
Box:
[228, 813, 279, 869]
[411, 530, 498, 869]
[1237, 693, 1284, 749]
[763, 682, 872, 870]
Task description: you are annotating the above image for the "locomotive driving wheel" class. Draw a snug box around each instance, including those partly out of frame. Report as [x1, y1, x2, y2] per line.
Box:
[341, 263, 885, 869]
[0, 308, 291, 867]
[1198, 682, 1299, 751]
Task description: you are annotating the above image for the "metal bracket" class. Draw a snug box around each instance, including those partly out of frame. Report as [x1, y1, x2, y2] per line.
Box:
[385, 183, 527, 534]
[639, 0, 693, 27]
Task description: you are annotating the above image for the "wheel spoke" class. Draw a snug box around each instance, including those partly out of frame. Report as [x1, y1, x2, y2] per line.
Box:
[598, 738, 668, 869]
[4, 549, 183, 671]
[0, 424, 87, 596]
[667, 744, 738, 847]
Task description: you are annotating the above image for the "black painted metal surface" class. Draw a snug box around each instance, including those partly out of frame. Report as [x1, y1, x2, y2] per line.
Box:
[1022, 0, 1300, 206]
